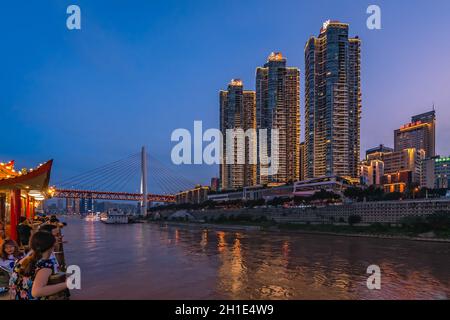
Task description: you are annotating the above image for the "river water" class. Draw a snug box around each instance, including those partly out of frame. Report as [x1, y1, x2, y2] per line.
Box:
[61, 217, 450, 300]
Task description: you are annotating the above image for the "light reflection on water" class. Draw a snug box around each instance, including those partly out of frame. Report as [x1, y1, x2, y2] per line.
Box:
[61, 217, 450, 300]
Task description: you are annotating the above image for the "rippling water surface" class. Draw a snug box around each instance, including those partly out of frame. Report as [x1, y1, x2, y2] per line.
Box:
[61, 217, 450, 300]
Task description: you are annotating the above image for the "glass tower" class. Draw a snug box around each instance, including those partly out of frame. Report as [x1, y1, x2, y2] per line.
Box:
[220, 79, 257, 190]
[304, 21, 361, 179]
[256, 52, 300, 184]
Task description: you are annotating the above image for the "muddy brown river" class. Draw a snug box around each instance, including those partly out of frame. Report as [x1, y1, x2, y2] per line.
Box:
[61, 217, 450, 300]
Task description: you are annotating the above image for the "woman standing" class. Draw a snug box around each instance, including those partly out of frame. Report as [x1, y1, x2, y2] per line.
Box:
[9, 231, 67, 300]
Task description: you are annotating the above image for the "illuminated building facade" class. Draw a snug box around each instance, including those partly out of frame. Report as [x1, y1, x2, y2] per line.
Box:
[394, 110, 436, 158]
[366, 144, 393, 158]
[293, 176, 355, 197]
[360, 159, 384, 186]
[299, 142, 306, 181]
[305, 21, 361, 179]
[176, 186, 210, 204]
[421, 156, 450, 189]
[435, 156, 450, 189]
[220, 79, 257, 190]
[0, 160, 53, 241]
[360, 147, 425, 191]
[210, 177, 220, 192]
[381, 148, 425, 180]
[256, 52, 300, 184]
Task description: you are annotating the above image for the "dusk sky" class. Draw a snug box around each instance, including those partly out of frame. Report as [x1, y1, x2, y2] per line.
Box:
[1, 0, 450, 191]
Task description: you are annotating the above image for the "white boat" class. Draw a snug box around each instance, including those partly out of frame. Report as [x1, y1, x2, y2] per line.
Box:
[101, 209, 129, 224]
[85, 212, 101, 222]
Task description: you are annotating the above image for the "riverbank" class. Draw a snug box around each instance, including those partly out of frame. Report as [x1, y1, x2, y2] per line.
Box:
[148, 220, 450, 243]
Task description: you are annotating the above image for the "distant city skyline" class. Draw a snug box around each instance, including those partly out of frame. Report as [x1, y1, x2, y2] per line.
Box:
[2, 0, 450, 188]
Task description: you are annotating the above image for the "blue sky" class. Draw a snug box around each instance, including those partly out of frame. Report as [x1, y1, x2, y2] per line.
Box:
[1, 0, 450, 191]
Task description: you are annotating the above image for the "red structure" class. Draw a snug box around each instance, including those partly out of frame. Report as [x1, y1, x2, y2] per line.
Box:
[0, 160, 53, 241]
[53, 188, 175, 203]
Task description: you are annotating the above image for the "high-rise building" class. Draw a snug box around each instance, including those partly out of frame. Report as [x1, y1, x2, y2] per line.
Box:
[360, 159, 384, 186]
[256, 52, 300, 184]
[299, 142, 306, 181]
[360, 145, 426, 192]
[65, 198, 74, 214]
[210, 177, 220, 192]
[366, 144, 393, 158]
[73, 198, 80, 215]
[366, 147, 425, 188]
[435, 156, 450, 189]
[421, 156, 450, 189]
[220, 79, 257, 190]
[305, 21, 361, 179]
[56, 198, 63, 212]
[394, 110, 436, 158]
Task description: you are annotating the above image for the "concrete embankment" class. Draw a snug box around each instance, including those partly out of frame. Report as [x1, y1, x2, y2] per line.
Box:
[148, 220, 450, 243]
[182, 199, 450, 225]
[153, 221, 262, 232]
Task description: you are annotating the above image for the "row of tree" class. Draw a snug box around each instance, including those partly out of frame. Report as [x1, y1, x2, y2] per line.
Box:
[150, 186, 448, 212]
[344, 185, 449, 202]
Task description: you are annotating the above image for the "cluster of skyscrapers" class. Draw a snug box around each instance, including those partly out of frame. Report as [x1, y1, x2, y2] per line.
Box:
[45, 198, 138, 215]
[219, 21, 361, 191]
[218, 20, 449, 194]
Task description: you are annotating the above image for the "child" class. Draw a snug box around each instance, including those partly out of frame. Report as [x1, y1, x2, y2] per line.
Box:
[0, 239, 21, 273]
[0, 239, 22, 294]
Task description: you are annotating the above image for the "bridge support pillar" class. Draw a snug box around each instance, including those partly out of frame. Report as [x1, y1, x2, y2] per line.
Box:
[141, 146, 148, 216]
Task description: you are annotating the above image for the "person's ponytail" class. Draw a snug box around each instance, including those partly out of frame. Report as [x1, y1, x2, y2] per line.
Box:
[19, 231, 56, 276]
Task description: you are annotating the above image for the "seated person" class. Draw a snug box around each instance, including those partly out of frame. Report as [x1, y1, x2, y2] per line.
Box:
[0, 239, 22, 294]
[16, 217, 32, 248]
[0, 239, 22, 273]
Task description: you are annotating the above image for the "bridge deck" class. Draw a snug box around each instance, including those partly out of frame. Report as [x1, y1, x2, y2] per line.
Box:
[53, 189, 175, 203]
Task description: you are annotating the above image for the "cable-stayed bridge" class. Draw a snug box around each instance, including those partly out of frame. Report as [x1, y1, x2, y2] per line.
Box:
[51, 147, 195, 214]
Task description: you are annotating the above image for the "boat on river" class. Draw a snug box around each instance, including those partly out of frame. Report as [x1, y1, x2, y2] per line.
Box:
[85, 212, 101, 222]
[101, 209, 130, 224]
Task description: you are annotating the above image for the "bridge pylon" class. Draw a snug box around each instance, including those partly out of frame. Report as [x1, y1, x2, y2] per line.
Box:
[140, 146, 148, 216]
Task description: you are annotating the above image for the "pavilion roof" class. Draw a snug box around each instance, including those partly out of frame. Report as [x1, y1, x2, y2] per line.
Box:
[0, 160, 53, 193]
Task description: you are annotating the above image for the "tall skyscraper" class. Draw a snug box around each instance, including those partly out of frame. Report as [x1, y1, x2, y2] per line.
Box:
[394, 110, 436, 158]
[210, 177, 220, 192]
[65, 198, 74, 214]
[304, 21, 361, 179]
[220, 79, 257, 190]
[256, 52, 300, 184]
[299, 142, 306, 181]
